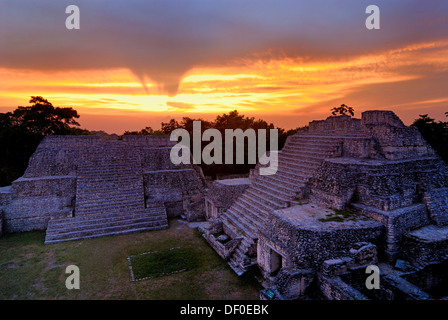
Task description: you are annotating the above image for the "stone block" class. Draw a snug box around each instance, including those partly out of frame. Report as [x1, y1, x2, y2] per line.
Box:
[322, 258, 352, 276]
[349, 242, 377, 266]
[424, 188, 448, 226]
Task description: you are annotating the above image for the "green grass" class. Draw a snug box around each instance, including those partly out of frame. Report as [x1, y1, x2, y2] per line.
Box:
[0, 219, 262, 300]
[129, 247, 198, 280]
[318, 208, 359, 223]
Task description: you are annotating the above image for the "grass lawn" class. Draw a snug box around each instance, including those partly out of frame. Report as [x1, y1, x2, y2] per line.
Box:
[0, 219, 262, 300]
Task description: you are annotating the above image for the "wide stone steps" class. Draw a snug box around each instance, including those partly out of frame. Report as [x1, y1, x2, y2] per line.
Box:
[75, 205, 145, 216]
[49, 208, 164, 226]
[278, 154, 323, 168]
[228, 244, 257, 276]
[270, 160, 320, 178]
[284, 145, 335, 155]
[232, 202, 268, 229]
[47, 213, 165, 234]
[239, 193, 276, 216]
[221, 132, 347, 275]
[251, 181, 296, 202]
[280, 150, 333, 162]
[45, 207, 168, 244]
[253, 177, 298, 198]
[75, 189, 143, 199]
[259, 172, 306, 191]
[221, 210, 259, 240]
[74, 144, 146, 219]
[77, 174, 142, 180]
[245, 188, 289, 209]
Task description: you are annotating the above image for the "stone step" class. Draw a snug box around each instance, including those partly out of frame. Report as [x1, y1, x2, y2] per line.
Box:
[278, 153, 323, 167]
[261, 168, 310, 185]
[280, 150, 332, 162]
[47, 214, 166, 235]
[75, 205, 145, 215]
[253, 178, 297, 198]
[284, 145, 335, 155]
[259, 172, 305, 191]
[75, 192, 143, 201]
[228, 204, 265, 231]
[75, 201, 144, 210]
[271, 159, 320, 176]
[251, 182, 296, 202]
[50, 208, 165, 226]
[232, 196, 268, 226]
[77, 172, 141, 177]
[221, 211, 258, 240]
[245, 187, 289, 209]
[45, 224, 168, 244]
[239, 194, 274, 217]
[232, 202, 268, 227]
[78, 169, 142, 175]
[45, 207, 168, 244]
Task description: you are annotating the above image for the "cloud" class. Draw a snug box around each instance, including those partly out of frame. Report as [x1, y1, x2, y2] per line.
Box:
[166, 101, 196, 111]
[1, 0, 448, 96]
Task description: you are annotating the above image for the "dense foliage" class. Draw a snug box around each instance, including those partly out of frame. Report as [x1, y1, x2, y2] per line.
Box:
[2, 98, 447, 186]
[125, 110, 302, 178]
[0, 97, 88, 186]
[411, 114, 448, 163]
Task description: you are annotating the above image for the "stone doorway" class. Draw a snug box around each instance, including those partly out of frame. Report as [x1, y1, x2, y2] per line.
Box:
[269, 248, 283, 276]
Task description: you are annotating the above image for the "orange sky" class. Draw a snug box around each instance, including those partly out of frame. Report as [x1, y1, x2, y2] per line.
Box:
[1, 1, 448, 134]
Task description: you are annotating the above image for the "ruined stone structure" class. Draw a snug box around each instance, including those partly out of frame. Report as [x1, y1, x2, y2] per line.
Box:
[204, 178, 251, 220]
[2, 110, 448, 300]
[201, 110, 448, 300]
[0, 135, 206, 244]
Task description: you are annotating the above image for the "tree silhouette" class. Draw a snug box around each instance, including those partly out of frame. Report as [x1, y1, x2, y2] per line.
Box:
[412, 114, 448, 163]
[0, 97, 84, 186]
[331, 104, 354, 116]
[9, 96, 80, 136]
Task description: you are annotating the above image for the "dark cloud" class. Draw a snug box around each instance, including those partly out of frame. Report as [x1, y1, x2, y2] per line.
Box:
[1, 0, 447, 95]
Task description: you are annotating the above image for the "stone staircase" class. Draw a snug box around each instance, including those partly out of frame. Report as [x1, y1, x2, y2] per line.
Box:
[44, 141, 168, 244]
[75, 142, 145, 215]
[44, 205, 168, 244]
[220, 133, 347, 275]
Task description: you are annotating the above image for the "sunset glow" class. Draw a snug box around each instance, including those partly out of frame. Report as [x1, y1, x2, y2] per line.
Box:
[1, 1, 448, 134]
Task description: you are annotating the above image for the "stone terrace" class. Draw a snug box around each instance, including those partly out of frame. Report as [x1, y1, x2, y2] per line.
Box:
[1, 135, 205, 243]
[202, 110, 448, 300]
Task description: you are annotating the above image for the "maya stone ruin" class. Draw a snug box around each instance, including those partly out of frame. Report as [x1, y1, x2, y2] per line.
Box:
[1, 110, 448, 300]
[0, 135, 206, 243]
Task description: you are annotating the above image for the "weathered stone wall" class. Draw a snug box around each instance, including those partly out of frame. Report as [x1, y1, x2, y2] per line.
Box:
[3, 135, 206, 231]
[360, 111, 435, 160]
[0, 186, 12, 206]
[424, 188, 448, 226]
[122, 135, 175, 147]
[318, 275, 369, 300]
[143, 169, 204, 218]
[3, 176, 76, 233]
[4, 196, 74, 232]
[310, 157, 448, 211]
[0, 187, 12, 236]
[205, 178, 251, 219]
[141, 147, 190, 171]
[23, 146, 80, 178]
[309, 111, 436, 160]
[402, 226, 448, 269]
[309, 115, 362, 132]
[361, 110, 405, 127]
[340, 137, 381, 159]
[259, 209, 384, 271]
